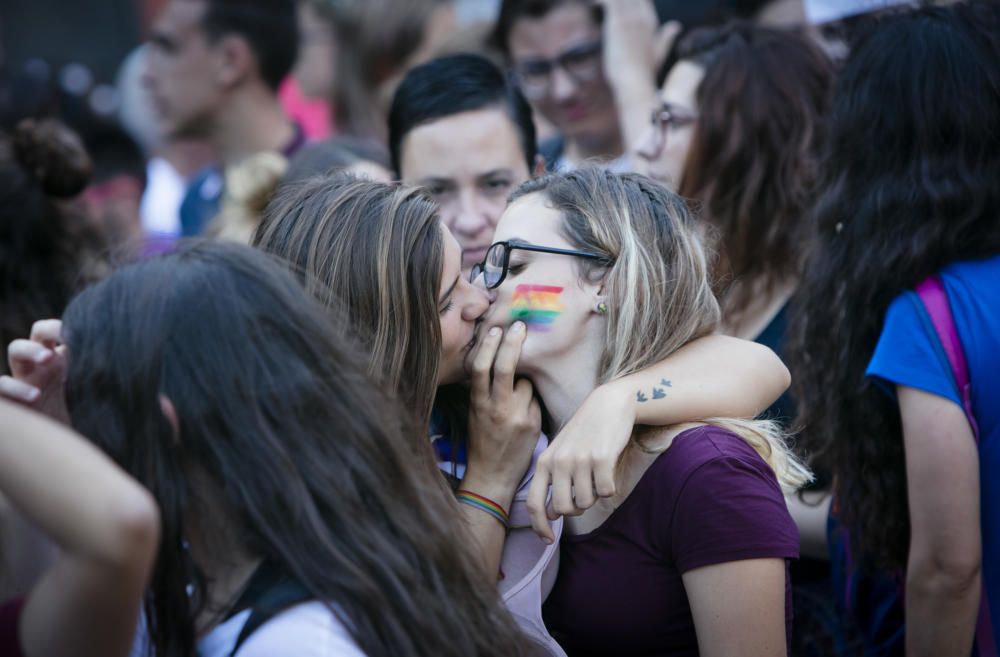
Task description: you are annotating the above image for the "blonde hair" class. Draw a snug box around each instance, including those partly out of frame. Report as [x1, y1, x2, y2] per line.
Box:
[510, 168, 811, 491]
[209, 151, 288, 244]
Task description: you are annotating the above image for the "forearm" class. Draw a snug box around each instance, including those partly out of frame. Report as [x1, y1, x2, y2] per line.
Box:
[603, 335, 789, 426]
[905, 555, 980, 657]
[0, 400, 159, 567]
[455, 471, 516, 582]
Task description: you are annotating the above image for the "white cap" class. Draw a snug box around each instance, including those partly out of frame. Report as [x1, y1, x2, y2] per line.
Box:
[804, 0, 916, 25]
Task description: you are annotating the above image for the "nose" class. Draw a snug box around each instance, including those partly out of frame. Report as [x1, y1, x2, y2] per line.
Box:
[551, 66, 579, 102]
[635, 122, 665, 162]
[450, 190, 491, 238]
[461, 280, 492, 321]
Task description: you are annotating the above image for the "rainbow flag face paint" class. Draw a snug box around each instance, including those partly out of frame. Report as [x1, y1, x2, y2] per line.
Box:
[510, 284, 564, 330]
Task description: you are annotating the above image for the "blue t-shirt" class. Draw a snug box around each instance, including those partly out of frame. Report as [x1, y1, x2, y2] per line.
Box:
[867, 254, 1000, 651]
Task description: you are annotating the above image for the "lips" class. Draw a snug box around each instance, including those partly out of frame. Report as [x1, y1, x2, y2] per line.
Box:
[560, 102, 590, 123]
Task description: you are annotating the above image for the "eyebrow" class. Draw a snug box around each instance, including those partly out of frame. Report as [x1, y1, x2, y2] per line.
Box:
[417, 177, 453, 187]
[476, 169, 515, 179]
[438, 274, 460, 307]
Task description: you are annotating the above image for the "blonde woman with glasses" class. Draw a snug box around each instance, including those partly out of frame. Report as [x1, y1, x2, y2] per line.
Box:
[475, 168, 811, 657]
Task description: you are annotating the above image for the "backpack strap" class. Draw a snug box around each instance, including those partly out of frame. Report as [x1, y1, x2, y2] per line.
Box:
[910, 276, 995, 657]
[225, 560, 314, 657]
[912, 276, 980, 442]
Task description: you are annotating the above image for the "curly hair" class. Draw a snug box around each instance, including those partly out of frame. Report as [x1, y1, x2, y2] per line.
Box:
[787, 4, 1000, 567]
[674, 22, 832, 322]
[0, 119, 105, 375]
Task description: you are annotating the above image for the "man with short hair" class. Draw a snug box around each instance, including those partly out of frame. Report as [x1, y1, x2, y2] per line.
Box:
[492, 0, 626, 172]
[388, 53, 544, 272]
[144, 0, 302, 236]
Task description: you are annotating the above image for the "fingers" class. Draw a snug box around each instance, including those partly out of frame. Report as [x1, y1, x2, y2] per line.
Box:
[570, 465, 597, 512]
[592, 450, 618, 499]
[7, 339, 54, 378]
[470, 326, 502, 402]
[491, 322, 525, 398]
[548, 451, 576, 520]
[527, 460, 556, 544]
[0, 375, 41, 404]
[29, 319, 63, 349]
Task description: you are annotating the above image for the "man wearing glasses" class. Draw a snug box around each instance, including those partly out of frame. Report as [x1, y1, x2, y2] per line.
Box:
[493, 0, 628, 173]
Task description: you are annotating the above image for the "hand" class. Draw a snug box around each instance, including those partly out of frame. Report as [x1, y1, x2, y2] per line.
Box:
[597, 0, 681, 93]
[464, 322, 542, 501]
[527, 382, 634, 542]
[0, 320, 70, 424]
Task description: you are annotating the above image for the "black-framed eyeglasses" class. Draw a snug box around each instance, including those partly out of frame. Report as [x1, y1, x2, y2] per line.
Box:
[650, 102, 697, 132]
[469, 240, 607, 290]
[510, 40, 604, 100]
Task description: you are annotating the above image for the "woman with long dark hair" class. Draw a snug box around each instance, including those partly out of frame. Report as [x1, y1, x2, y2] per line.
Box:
[1, 241, 533, 657]
[788, 5, 1000, 655]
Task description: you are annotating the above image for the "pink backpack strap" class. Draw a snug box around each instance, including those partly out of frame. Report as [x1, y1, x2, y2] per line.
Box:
[913, 275, 995, 657]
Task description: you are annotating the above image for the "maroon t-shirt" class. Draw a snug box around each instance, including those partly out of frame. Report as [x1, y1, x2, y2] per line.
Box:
[542, 425, 799, 656]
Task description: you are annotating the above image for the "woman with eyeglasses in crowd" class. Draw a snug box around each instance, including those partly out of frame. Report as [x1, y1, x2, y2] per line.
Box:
[476, 167, 809, 657]
[252, 174, 791, 654]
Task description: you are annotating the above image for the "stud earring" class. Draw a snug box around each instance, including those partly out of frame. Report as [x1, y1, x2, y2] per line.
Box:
[596, 301, 608, 314]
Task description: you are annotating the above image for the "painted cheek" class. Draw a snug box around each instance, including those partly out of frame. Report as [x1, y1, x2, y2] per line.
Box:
[509, 284, 564, 331]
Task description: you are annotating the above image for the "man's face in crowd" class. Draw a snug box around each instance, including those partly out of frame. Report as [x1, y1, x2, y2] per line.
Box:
[507, 2, 618, 145]
[144, 0, 225, 138]
[399, 107, 533, 272]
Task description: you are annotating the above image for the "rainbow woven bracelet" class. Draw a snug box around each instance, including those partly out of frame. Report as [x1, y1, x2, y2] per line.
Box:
[455, 490, 510, 529]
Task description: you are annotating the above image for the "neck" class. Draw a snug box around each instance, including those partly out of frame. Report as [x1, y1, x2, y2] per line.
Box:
[563, 128, 624, 166]
[185, 471, 262, 634]
[526, 351, 602, 433]
[212, 85, 294, 166]
[721, 275, 797, 340]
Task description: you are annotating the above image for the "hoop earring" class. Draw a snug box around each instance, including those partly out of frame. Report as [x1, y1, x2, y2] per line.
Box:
[596, 301, 608, 314]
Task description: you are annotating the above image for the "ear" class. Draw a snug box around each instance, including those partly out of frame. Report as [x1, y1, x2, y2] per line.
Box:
[589, 276, 609, 316]
[158, 394, 181, 444]
[532, 154, 547, 178]
[214, 34, 254, 88]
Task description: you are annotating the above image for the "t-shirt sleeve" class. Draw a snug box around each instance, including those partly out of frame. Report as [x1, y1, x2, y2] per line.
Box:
[670, 452, 799, 574]
[866, 293, 961, 407]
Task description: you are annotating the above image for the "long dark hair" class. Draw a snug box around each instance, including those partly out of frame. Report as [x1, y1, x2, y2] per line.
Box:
[0, 118, 105, 375]
[675, 22, 832, 320]
[61, 241, 532, 657]
[787, 4, 1000, 567]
